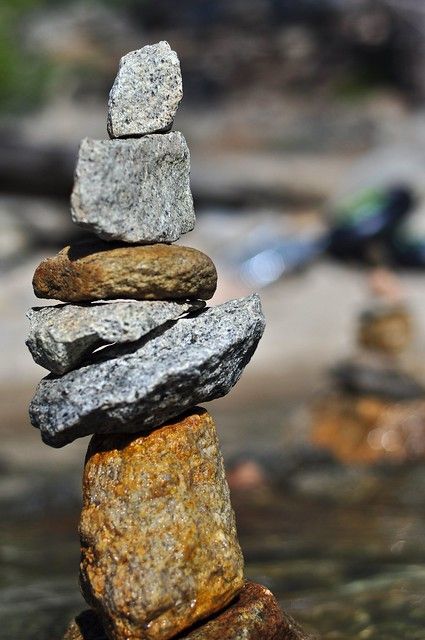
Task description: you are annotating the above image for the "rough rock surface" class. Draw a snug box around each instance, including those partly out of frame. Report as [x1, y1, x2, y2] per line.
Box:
[184, 581, 312, 640]
[107, 41, 183, 138]
[71, 133, 194, 243]
[32, 241, 216, 302]
[29, 295, 265, 447]
[63, 583, 312, 640]
[79, 408, 244, 640]
[26, 300, 202, 375]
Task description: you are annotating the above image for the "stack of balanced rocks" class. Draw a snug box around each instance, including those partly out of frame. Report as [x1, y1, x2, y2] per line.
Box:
[27, 42, 310, 640]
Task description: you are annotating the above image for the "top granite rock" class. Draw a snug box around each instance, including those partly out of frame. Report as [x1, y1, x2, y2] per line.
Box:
[107, 41, 183, 138]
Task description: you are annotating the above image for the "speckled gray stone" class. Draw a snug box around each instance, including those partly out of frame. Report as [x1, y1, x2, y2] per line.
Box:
[29, 295, 265, 448]
[107, 41, 183, 138]
[26, 300, 202, 375]
[70, 133, 194, 244]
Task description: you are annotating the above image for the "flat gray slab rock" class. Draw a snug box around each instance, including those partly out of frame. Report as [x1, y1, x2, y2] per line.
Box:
[29, 295, 265, 447]
[107, 41, 183, 138]
[70, 132, 195, 244]
[26, 300, 202, 375]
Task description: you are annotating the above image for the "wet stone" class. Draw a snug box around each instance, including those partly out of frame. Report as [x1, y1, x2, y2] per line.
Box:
[32, 241, 217, 302]
[183, 581, 311, 640]
[26, 300, 203, 374]
[107, 41, 183, 138]
[79, 408, 244, 640]
[29, 295, 265, 447]
[70, 133, 194, 244]
[62, 583, 311, 640]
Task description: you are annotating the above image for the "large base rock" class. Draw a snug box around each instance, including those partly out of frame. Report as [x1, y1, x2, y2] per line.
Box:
[79, 408, 244, 640]
[63, 583, 312, 640]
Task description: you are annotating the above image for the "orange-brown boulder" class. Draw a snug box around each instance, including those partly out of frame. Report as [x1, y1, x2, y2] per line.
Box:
[79, 408, 244, 640]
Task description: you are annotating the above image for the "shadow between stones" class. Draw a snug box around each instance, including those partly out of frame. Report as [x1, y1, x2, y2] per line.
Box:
[86, 406, 207, 458]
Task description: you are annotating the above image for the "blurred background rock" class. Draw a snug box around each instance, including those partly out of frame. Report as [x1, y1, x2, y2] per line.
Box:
[2, 2, 425, 639]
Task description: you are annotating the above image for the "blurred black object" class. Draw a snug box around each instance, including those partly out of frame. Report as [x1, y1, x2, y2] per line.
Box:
[332, 361, 425, 400]
[327, 185, 413, 259]
[391, 217, 425, 267]
[0, 140, 75, 198]
[231, 184, 418, 289]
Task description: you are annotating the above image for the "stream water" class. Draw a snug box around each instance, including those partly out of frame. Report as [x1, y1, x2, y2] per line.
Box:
[1, 462, 425, 639]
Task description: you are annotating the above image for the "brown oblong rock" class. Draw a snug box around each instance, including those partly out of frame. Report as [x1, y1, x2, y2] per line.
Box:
[32, 240, 217, 302]
[79, 408, 244, 640]
[62, 583, 312, 640]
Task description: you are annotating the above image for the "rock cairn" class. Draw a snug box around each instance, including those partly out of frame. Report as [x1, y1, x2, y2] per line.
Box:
[27, 42, 309, 640]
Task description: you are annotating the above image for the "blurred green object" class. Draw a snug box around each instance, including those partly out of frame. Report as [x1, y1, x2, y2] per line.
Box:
[332, 188, 388, 225]
[0, 0, 54, 114]
[327, 185, 412, 259]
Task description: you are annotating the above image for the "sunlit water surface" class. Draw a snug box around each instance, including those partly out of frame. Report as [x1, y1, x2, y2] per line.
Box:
[1, 465, 425, 639]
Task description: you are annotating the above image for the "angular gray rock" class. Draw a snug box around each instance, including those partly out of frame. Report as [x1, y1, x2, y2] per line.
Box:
[26, 300, 202, 375]
[70, 133, 195, 244]
[107, 41, 183, 138]
[29, 295, 265, 447]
